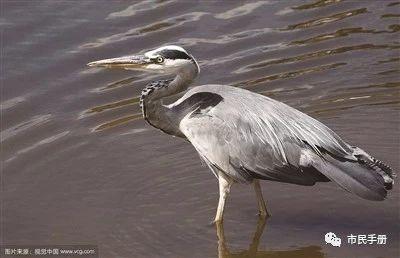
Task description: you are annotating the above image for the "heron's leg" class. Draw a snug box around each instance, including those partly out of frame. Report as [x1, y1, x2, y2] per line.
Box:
[254, 180, 271, 217]
[214, 172, 233, 223]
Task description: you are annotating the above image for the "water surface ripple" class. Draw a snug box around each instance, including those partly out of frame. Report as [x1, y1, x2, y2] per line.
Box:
[2, 1, 399, 258]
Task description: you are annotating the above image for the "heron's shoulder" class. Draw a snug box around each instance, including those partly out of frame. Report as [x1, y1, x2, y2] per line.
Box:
[188, 84, 251, 93]
[184, 84, 264, 100]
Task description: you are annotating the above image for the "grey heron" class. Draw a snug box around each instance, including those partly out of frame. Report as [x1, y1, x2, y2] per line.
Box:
[88, 45, 395, 222]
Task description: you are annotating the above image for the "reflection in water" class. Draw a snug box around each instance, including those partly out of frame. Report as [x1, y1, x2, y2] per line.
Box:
[5, 131, 70, 163]
[283, 8, 367, 30]
[387, 2, 400, 7]
[302, 82, 400, 116]
[381, 14, 400, 18]
[85, 96, 140, 115]
[290, 26, 399, 45]
[241, 44, 399, 72]
[292, 0, 342, 10]
[91, 76, 142, 92]
[80, 12, 206, 49]
[92, 113, 142, 132]
[215, 218, 324, 258]
[1, 114, 52, 142]
[214, 1, 269, 20]
[176, 28, 273, 47]
[106, 0, 175, 20]
[377, 57, 400, 64]
[234, 62, 346, 87]
[0, 96, 26, 110]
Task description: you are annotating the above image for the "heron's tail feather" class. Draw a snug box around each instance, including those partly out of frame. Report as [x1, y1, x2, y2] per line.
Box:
[304, 148, 395, 201]
[352, 147, 395, 190]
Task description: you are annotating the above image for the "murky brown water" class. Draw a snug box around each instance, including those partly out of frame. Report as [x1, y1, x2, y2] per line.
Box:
[1, 1, 399, 257]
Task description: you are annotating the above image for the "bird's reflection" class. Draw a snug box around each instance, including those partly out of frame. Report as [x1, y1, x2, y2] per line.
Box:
[215, 218, 325, 258]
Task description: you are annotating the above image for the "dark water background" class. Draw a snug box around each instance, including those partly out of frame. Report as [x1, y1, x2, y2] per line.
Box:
[1, 0, 399, 257]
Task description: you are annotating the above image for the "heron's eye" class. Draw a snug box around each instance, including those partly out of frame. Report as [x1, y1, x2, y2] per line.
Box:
[156, 56, 164, 63]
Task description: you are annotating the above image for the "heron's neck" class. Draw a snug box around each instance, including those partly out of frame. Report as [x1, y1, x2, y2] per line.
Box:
[140, 64, 198, 136]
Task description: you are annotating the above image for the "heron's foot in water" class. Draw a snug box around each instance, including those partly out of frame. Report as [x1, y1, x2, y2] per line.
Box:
[209, 218, 223, 226]
[257, 210, 271, 218]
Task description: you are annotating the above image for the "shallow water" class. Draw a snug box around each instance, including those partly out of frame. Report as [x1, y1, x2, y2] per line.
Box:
[1, 1, 399, 257]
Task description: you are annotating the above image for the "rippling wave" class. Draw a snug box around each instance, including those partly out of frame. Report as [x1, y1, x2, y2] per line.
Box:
[2, 1, 399, 257]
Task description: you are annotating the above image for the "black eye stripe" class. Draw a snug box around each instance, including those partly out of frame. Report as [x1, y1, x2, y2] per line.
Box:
[159, 49, 191, 60]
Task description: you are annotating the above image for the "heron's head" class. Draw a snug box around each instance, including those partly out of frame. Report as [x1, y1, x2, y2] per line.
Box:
[87, 45, 199, 75]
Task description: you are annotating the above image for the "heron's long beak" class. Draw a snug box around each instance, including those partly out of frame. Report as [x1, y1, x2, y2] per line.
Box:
[87, 55, 151, 69]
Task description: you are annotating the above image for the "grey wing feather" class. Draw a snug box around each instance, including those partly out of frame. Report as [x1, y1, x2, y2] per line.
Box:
[177, 85, 394, 200]
[302, 149, 387, 200]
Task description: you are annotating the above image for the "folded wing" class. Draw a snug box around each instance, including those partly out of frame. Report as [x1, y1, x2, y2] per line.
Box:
[177, 85, 394, 200]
